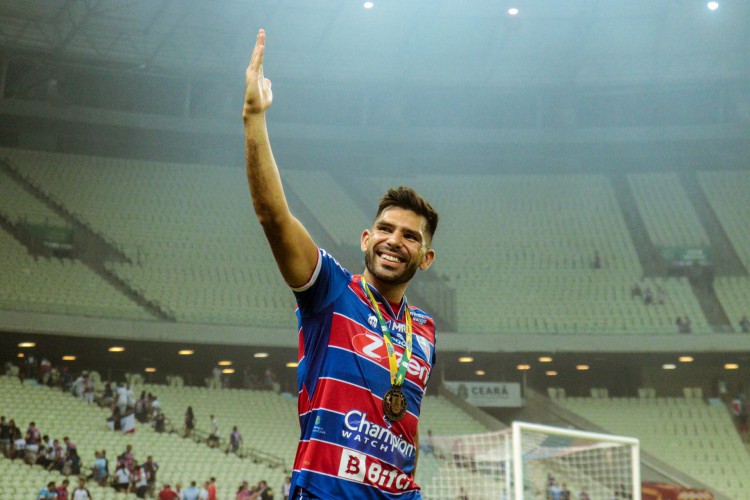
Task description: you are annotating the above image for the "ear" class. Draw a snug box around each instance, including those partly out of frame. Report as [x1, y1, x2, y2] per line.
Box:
[419, 247, 436, 271]
[360, 229, 370, 253]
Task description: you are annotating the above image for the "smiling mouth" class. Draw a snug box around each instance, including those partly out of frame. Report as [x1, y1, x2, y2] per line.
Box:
[378, 251, 404, 264]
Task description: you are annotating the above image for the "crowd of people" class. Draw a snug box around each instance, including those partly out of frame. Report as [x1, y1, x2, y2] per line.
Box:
[3, 358, 279, 500]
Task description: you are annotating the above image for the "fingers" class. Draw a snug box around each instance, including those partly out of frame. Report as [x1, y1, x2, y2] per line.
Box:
[250, 29, 266, 73]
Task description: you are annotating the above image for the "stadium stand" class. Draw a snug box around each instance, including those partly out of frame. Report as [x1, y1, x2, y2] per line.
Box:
[373, 173, 709, 333]
[0, 148, 724, 334]
[0, 364, 493, 498]
[713, 276, 750, 332]
[0, 170, 68, 227]
[556, 395, 750, 499]
[627, 172, 709, 248]
[0, 231, 150, 319]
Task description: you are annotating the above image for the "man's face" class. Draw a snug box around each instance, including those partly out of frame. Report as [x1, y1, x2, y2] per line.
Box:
[361, 207, 435, 287]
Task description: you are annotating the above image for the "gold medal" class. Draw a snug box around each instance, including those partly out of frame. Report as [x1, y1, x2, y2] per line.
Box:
[383, 386, 408, 422]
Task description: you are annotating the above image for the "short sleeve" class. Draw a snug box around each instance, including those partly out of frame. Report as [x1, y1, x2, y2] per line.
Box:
[292, 248, 351, 315]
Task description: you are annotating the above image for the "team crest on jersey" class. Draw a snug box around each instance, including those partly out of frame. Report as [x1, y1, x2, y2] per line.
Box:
[367, 315, 378, 329]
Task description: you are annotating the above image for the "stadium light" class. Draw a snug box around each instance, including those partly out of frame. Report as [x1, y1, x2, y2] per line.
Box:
[507, 7, 519, 16]
[662, 364, 677, 370]
[144, 367, 157, 373]
[18, 342, 36, 348]
[222, 368, 235, 374]
[62, 355, 76, 361]
[17, 353, 24, 358]
[254, 352, 269, 358]
[575, 365, 589, 371]
[286, 362, 299, 368]
[363, 1, 374, 9]
[108, 346, 125, 353]
[218, 360, 232, 366]
[707, 1, 719, 11]
[178, 349, 194, 355]
[538, 356, 553, 363]
[458, 356, 474, 363]
[517, 364, 531, 371]
[724, 363, 739, 370]
[678, 356, 694, 363]
[545, 371, 558, 376]
[475, 370, 486, 376]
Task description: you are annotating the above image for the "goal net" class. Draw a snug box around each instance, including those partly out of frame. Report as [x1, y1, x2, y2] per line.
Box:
[422, 421, 640, 499]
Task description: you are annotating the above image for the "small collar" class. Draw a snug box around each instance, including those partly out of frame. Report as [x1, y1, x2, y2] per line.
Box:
[359, 276, 407, 320]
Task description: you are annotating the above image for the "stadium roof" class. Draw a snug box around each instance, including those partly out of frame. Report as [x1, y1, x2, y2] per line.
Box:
[1, 0, 749, 86]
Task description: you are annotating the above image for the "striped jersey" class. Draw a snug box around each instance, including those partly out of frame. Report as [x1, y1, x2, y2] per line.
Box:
[290, 248, 437, 499]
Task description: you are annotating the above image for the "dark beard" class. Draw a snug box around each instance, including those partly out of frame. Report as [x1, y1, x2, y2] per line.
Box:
[364, 249, 418, 286]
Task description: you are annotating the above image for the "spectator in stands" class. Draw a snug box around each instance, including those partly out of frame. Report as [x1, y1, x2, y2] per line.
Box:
[256, 480, 273, 500]
[208, 415, 220, 447]
[280, 476, 291, 498]
[113, 461, 131, 492]
[420, 429, 435, 454]
[40, 357, 52, 385]
[61, 367, 73, 392]
[185, 406, 196, 437]
[731, 392, 748, 440]
[579, 488, 591, 500]
[63, 436, 77, 454]
[26, 421, 41, 445]
[116, 382, 129, 414]
[676, 316, 691, 334]
[143, 455, 159, 494]
[592, 251, 601, 269]
[120, 444, 135, 472]
[0, 415, 11, 457]
[83, 372, 95, 404]
[548, 480, 563, 500]
[72, 477, 92, 500]
[630, 283, 642, 299]
[12, 427, 25, 460]
[47, 439, 65, 471]
[740, 315, 750, 333]
[198, 481, 210, 500]
[235, 481, 252, 499]
[183, 481, 201, 500]
[153, 409, 166, 433]
[643, 287, 653, 305]
[91, 450, 109, 485]
[55, 479, 70, 500]
[64, 447, 82, 476]
[135, 391, 148, 422]
[656, 285, 666, 305]
[158, 483, 180, 500]
[207, 477, 218, 500]
[101, 382, 114, 407]
[37, 480, 57, 499]
[228, 426, 243, 455]
[132, 460, 149, 498]
[150, 394, 162, 417]
[561, 482, 571, 499]
[72, 372, 85, 398]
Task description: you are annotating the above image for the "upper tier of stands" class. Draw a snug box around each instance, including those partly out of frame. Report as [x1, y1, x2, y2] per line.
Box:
[628, 172, 709, 247]
[556, 395, 749, 500]
[4, 147, 748, 333]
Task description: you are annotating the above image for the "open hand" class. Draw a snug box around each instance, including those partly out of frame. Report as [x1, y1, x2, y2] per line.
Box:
[244, 29, 273, 117]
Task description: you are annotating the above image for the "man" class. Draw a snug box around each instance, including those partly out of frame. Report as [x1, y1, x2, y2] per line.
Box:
[208, 415, 219, 447]
[228, 426, 243, 455]
[55, 479, 70, 500]
[182, 481, 200, 500]
[207, 477, 217, 500]
[143, 455, 159, 495]
[72, 477, 92, 500]
[244, 30, 439, 499]
[158, 484, 179, 500]
[37, 481, 57, 499]
[0, 416, 11, 457]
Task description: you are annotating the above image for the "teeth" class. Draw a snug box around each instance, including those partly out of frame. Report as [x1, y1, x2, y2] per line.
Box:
[381, 254, 401, 263]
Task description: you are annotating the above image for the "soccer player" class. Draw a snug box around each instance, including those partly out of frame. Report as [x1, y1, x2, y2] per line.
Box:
[244, 29, 439, 499]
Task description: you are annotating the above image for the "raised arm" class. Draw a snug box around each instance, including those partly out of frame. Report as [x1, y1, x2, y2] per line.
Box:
[243, 29, 318, 288]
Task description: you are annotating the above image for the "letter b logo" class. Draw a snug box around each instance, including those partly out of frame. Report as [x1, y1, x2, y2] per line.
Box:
[338, 450, 366, 483]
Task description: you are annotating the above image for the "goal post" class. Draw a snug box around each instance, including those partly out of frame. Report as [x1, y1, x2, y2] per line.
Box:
[423, 421, 640, 499]
[512, 421, 640, 500]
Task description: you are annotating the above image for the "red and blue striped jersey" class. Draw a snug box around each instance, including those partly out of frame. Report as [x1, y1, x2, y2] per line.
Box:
[289, 248, 437, 499]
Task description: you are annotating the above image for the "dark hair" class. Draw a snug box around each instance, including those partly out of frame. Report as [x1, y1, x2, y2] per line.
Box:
[376, 186, 439, 242]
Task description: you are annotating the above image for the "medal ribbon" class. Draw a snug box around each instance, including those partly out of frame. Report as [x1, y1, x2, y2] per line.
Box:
[360, 276, 413, 387]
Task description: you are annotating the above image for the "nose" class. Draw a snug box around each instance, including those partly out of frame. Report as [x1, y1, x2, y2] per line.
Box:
[386, 230, 403, 247]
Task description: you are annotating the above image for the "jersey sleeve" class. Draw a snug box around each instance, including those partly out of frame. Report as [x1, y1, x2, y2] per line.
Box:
[292, 248, 351, 315]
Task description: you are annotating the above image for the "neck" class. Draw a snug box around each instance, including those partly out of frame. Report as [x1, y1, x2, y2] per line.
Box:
[362, 270, 407, 303]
